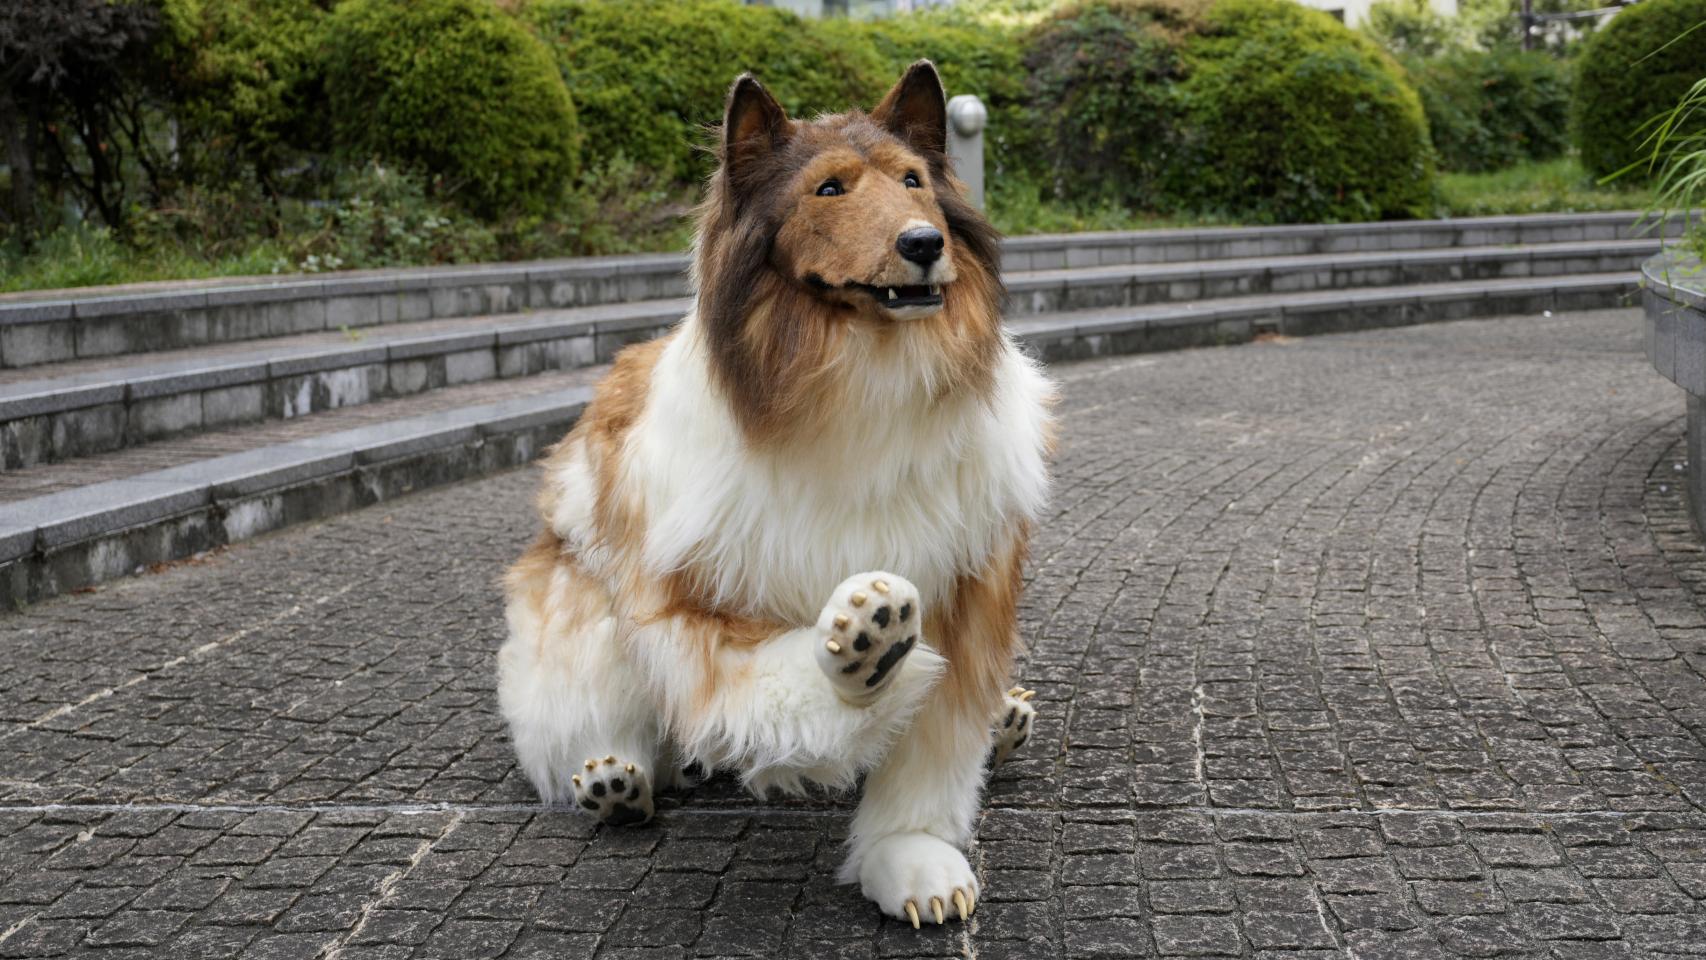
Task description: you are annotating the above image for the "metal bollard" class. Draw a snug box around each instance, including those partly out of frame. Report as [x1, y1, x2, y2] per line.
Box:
[946, 94, 987, 211]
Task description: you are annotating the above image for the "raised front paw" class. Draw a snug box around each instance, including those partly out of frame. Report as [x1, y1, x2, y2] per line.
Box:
[571, 755, 653, 826]
[814, 572, 921, 705]
[992, 686, 1037, 766]
[858, 831, 978, 928]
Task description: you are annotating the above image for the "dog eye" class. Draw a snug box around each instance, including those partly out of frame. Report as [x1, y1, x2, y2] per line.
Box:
[816, 179, 843, 197]
[903, 172, 921, 189]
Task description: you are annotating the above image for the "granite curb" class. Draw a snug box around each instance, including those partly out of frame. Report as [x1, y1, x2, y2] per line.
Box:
[0, 211, 1682, 370]
[0, 387, 593, 606]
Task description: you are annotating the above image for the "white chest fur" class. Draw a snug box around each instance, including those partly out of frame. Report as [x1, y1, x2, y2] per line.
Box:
[614, 319, 1052, 625]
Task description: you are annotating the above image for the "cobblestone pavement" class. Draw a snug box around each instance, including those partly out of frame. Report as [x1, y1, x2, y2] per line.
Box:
[6, 307, 1706, 959]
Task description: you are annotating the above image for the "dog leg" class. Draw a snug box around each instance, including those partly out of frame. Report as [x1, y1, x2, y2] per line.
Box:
[841, 690, 989, 926]
[840, 536, 1028, 926]
[991, 686, 1037, 766]
[498, 539, 662, 819]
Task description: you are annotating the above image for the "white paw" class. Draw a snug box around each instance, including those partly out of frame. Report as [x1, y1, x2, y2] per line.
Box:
[992, 686, 1037, 766]
[571, 755, 653, 826]
[814, 572, 922, 705]
[858, 831, 979, 927]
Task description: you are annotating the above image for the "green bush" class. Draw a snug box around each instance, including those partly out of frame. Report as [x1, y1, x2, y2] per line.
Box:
[1017, 0, 1195, 209]
[1363, 0, 1462, 57]
[157, 0, 331, 184]
[323, 0, 580, 216]
[527, 0, 883, 187]
[1169, 0, 1436, 221]
[1574, 0, 1706, 180]
[1406, 49, 1570, 172]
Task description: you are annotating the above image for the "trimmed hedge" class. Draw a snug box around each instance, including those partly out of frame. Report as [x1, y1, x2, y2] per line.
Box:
[1406, 49, 1570, 173]
[158, 0, 330, 179]
[1019, 0, 1194, 208]
[526, 0, 883, 185]
[324, 0, 580, 216]
[1574, 0, 1706, 180]
[1170, 0, 1435, 222]
[1018, 0, 1435, 222]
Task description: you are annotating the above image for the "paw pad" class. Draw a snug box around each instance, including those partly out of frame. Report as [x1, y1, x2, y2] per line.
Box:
[992, 686, 1036, 766]
[571, 756, 653, 826]
[816, 572, 922, 704]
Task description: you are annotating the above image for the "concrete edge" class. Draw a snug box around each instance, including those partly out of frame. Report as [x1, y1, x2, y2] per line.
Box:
[0, 386, 594, 605]
[0, 211, 1670, 327]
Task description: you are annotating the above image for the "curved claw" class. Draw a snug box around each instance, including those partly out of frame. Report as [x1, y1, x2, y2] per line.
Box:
[967, 888, 977, 916]
[930, 896, 945, 924]
[1018, 689, 1036, 702]
[903, 900, 920, 929]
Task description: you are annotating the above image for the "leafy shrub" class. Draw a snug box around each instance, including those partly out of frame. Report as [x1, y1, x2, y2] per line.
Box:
[527, 0, 883, 187]
[1574, 0, 1706, 180]
[1363, 0, 1462, 57]
[1169, 0, 1436, 222]
[1017, 0, 1197, 209]
[1406, 49, 1570, 172]
[279, 162, 500, 272]
[323, 0, 580, 216]
[156, 0, 330, 186]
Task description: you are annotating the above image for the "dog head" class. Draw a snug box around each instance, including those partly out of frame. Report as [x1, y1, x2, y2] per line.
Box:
[694, 61, 1004, 442]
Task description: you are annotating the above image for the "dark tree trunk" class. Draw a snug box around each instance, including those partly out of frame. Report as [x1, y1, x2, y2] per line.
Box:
[0, 84, 37, 243]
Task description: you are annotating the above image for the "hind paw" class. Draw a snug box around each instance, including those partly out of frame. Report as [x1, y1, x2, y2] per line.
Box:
[992, 687, 1036, 766]
[814, 572, 921, 705]
[571, 756, 653, 826]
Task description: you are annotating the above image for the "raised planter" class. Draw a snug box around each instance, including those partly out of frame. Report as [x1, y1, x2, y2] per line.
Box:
[1644, 249, 1706, 533]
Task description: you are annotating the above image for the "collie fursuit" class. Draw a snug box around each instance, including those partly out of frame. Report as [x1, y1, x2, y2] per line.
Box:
[497, 61, 1053, 927]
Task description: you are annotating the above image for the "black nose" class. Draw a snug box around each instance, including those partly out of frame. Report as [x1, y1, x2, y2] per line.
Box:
[896, 227, 944, 266]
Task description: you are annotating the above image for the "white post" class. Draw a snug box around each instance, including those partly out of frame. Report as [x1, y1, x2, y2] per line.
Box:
[946, 94, 987, 211]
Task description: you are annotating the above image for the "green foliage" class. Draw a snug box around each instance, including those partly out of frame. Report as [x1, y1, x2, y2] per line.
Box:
[1405, 49, 1570, 172]
[1363, 0, 1461, 57]
[1573, 0, 1706, 180]
[1017, 0, 1196, 209]
[281, 162, 500, 272]
[1637, 74, 1706, 258]
[1438, 155, 1651, 215]
[323, 0, 580, 216]
[0, 222, 285, 293]
[156, 0, 329, 182]
[1169, 0, 1436, 222]
[526, 0, 883, 187]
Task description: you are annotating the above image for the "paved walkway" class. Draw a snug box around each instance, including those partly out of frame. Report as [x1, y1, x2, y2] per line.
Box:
[5, 308, 1706, 959]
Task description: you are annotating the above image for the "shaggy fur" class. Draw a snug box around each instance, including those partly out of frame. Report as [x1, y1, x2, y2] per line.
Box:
[497, 61, 1055, 925]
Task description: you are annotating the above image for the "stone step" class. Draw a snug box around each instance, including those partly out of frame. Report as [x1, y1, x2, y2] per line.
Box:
[0, 211, 1679, 369]
[1004, 238, 1659, 316]
[0, 243, 1655, 471]
[1013, 270, 1637, 361]
[0, 366, 610, 504]
[0, 268, 1643, 605]
[0, 371, 605, 604]
[0, 299, 685, 470]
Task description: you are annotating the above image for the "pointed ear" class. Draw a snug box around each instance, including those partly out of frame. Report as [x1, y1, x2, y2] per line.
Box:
[871, 60, 947, 156]
[722, 74, 792, 177]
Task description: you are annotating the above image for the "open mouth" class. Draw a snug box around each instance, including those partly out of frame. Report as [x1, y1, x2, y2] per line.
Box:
[852, 283, 943, 310]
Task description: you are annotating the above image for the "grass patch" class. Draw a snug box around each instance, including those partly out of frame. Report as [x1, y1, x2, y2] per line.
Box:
[1438, 156, 1652, 217]
[2, 157, 1662, 296]
[0, 226, 289, 295]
